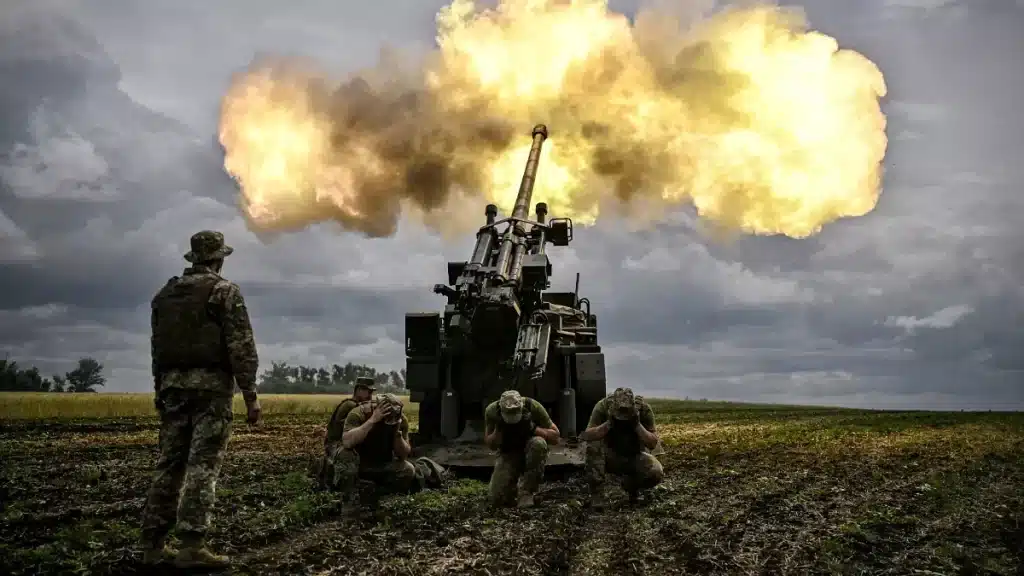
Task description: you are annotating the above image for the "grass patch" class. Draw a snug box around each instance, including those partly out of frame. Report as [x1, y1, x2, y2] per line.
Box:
[0, 392, 417, 420]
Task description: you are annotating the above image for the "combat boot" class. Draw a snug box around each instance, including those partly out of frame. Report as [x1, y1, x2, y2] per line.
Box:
[174, 532, 230, 569]
[140, 539, 178, 565]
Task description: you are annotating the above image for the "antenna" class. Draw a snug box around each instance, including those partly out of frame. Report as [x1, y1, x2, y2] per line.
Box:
[574, 272, 580, 305]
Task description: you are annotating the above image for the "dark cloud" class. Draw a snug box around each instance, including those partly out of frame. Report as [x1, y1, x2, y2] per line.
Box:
[0, 0, 1021, 407]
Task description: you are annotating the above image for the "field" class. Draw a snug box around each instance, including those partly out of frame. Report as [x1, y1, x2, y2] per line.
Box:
[0, 392, 386, 420]
[1, 393, 1022, 575]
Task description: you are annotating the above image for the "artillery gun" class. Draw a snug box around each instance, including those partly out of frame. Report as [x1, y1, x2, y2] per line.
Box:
[405, 124, 607, 468]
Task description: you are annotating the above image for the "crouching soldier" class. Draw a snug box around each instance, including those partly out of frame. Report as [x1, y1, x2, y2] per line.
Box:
[334, 393, 447, 509]
[579, 387, 664, 508]
[318, 377, 376, 490]
[484, 390, 560, 508]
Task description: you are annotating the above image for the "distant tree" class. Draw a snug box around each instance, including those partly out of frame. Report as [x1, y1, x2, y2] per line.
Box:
[0, 358, 68, 392]
[65, 357, 106, 393]
[0, 358, 20, 391]
[389, 369, 405, 389]
[255, 360, 408, 394]
[51, 374, 67, 393]
[316, 367, 331, 388]
[19, 366, 51, 392]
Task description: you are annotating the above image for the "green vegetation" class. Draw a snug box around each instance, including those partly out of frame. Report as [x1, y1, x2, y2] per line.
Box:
[0, 357, 408, 397]
[0, 400, 1020, 575]
[0, 357, 106, 392]
[257, 361, 408, 394]
[0, 392, 416, 420]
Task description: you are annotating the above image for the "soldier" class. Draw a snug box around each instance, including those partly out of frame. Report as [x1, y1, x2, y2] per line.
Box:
[483, 390, 561, 508]
[335, 393, 425, 507]
[139, 230, 261, 569]
[319, 377, 377, 490]
[579, 387, 664, 508]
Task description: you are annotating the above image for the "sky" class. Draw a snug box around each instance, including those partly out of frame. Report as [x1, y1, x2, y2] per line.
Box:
[1, 0, 1021, 410]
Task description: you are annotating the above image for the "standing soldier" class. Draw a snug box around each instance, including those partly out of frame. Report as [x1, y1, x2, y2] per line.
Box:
[318, 376, 376, 490]
[579, 387, 664, 508]
[483, 390, 561, 508]
[335, 393, 426, 508]
[139, 231, 261, 569]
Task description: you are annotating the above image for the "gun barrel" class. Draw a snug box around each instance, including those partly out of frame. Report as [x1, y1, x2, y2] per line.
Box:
[494, 125, 548, 282]
[510, 124, 548, 220]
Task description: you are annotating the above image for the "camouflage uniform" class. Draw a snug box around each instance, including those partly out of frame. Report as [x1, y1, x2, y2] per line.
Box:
[139, 231, 259, 568]
[333, 394, 425, 503]
[485, 390, 555, 507]
[319, 377, 376, 490]
[585, 387, 664, 504]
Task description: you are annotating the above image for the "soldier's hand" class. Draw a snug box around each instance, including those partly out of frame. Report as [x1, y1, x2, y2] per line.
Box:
[369, 404, 393, 424]
[245, 398, 262, 425]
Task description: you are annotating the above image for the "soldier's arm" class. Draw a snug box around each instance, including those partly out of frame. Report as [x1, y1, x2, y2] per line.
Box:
[392, 417, 412, 460]
[529, 401, 560, 445]
[150, 305, 160, 393]
[341, 409, 374, 449]
[634, 403, 659, 450]
[579, 401, 611, 442]
[219, 283, 259, 401]
[483, 403, 502, 450]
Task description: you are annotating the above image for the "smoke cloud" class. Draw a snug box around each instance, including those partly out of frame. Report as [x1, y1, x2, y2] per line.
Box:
[218, 0, 887, 238]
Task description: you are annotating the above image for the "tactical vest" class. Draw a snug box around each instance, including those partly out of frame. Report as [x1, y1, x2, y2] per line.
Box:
[605, 400, 644, 456]
[325, 399, 358, 444]
[497, 401, 536, 454]
[330, 399, 358, 427]
[356, 401, 398, 466]
[151, 275, 228, 374]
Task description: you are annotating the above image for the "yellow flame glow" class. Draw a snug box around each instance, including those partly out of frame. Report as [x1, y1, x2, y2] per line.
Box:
[218, 0, 887, 239]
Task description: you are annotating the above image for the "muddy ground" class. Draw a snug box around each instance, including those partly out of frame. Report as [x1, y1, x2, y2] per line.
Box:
[1, 401, 1022, 575]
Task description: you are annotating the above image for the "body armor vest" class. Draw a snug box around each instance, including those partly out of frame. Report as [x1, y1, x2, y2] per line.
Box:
[605, 406, 644, 456]
[356, 401, 398, 466]
[152, 275, 227, 374]
[497, 402, 535, 454]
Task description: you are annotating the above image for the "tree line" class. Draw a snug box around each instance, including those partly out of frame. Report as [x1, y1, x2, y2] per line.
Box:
[0, 356, 407, 395]
[257, 361, 408, 394]
[0, 357, 107, 392]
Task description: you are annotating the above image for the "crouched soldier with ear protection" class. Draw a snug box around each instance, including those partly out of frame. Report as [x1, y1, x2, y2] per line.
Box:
[579, 387, 665, 508]
[484, 390, 561, 508]
[333, 393, 447, 509]
[318, 377, 377, 490]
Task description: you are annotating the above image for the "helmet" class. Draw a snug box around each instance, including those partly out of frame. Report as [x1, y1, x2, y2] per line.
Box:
[378, 393, 403, 426]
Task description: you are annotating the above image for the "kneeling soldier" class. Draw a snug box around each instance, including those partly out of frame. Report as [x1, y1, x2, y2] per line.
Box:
[484, 390, 560, 508]
[319, 377, 376, 490]
[579, 387, 664, 508]
[335, 393, 422, 507]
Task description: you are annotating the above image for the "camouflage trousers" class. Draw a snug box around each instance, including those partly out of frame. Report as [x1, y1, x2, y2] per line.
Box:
[489, 436, 549, 506]
[323, 444, 424, 499]
[140, 389, 232, 544]
[585, 442, 664, 495]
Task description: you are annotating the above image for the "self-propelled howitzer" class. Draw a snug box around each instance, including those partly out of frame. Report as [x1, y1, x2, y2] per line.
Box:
[405, 124, 608, 468]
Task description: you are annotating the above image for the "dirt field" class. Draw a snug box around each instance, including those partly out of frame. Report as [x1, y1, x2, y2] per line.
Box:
[1, 397, 1022, 575]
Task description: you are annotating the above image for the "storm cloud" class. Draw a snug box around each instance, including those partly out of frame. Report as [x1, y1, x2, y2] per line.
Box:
[1, 0, 1021, 409]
